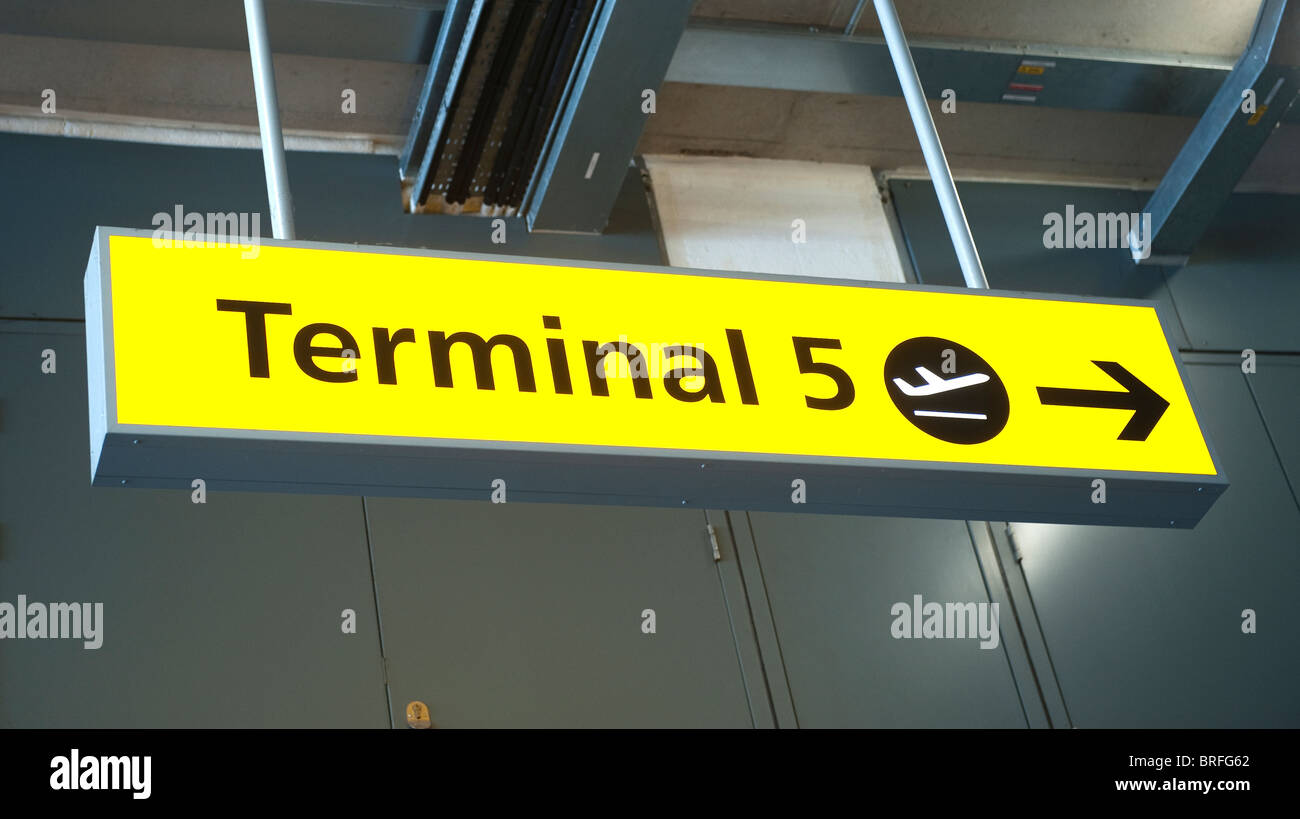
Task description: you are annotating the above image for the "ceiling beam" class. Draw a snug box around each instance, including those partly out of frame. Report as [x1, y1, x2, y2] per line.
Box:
[666, 20, 1257, 119]
[400, 0, 484, 184]
[526, 0, 694, 232]
[1137, 0, 1300, 263]
[303, 0, 446, 8]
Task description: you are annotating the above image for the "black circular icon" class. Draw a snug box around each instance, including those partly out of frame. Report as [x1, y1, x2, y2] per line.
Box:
[883, 337, 1009, 444]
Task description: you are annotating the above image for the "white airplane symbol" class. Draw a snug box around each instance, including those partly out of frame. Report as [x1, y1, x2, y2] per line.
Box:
[893, 366, 990, 397]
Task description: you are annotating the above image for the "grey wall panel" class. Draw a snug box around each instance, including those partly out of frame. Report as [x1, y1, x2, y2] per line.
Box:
[0, 136, 265, 321]
[364, 498, 754, 728]
[887, 179, 1189, 348]
[0, 133, 661, 320]
[1008, 361, 1300, 727]
[1162, 195, 1300, 353]
[744, 513, 1027, 728]
[1248, 355, 1300, 511]
[0, 324, 388, 727]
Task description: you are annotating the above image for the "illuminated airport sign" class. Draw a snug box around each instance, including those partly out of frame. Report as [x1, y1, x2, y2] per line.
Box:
[84, 228, 1226, 527]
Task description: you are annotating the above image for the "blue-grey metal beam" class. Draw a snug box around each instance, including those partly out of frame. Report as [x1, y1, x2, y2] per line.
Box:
[0, 0, 446, 63]
[524, 0, 694, 233]
[1137, 0, 1300, 263]
[667, 21, 1250, 120]
[307, 1, 447, 8]
[400, 0, 485, 187]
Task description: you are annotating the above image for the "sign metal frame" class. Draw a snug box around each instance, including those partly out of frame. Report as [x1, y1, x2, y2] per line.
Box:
[84, 227, 1228, 528]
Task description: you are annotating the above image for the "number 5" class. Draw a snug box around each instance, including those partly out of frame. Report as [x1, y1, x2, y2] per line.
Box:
[793, 337, 855, 410]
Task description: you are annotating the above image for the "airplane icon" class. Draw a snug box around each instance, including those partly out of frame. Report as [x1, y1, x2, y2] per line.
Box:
[893, 367, 992, 421]
[884, 338, 1009, 443]
[892, 367, 990, 397]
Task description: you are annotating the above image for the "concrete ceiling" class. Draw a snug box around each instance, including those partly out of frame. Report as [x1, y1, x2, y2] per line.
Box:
[1, 0, 1296, 192]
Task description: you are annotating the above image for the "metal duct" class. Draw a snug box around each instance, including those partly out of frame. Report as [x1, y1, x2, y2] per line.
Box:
[404, 0, 595, 214]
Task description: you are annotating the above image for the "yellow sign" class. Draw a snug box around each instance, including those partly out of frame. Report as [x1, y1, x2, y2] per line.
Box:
[98, 232, 1216, 478]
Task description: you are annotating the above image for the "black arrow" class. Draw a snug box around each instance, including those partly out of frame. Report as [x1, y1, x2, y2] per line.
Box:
[1036, 361, 1169, 441]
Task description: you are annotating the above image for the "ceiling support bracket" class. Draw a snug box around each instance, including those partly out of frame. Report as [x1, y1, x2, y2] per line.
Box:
[1135, 0, 1300, 264]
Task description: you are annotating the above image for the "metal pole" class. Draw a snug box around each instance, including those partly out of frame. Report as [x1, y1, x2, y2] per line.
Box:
[244, 0, 295, 240]
[845, 0, 868, 35]
[872, 0, 986, 288]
